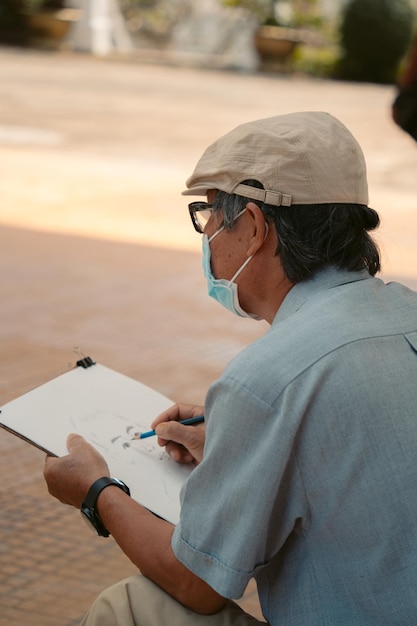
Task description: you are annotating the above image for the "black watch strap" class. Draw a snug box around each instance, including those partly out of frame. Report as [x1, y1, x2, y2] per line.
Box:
[81, 477, 130, 537]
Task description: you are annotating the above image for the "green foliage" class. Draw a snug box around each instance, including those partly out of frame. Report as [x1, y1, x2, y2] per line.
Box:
[0, 0, 29, 44]
[222, 0, 325, 28]
[292, 44, 339, 78]
[290, 0, 323, 29]
[24, 0, 64, 8]
[222, 0, 277, 25]
[120, 0, 187, 38]
[24, 0, 48, 9]
[337, 0, 415, 83]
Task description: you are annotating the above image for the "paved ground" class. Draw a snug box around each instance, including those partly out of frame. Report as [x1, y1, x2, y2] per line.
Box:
[0, 45, 416, 625]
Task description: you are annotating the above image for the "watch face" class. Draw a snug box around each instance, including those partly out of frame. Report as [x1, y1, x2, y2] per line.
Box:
[80, 477, 129, 538]
[81, 507, 100, 535]
[112, 478, 130, 495]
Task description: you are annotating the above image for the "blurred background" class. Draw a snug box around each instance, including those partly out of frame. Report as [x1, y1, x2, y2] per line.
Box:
[1, 1, 417, 625]
[2, 0, 417, 80]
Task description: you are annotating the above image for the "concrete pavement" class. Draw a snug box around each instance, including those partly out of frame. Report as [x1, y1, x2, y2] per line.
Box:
[0, 46, 416, 625]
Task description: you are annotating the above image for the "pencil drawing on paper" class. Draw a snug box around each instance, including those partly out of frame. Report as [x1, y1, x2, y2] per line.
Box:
[69, 409, 170, 463]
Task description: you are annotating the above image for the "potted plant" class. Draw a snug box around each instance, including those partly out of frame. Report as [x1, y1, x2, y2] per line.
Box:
[24, 0, 80, 47]
[222, 0, 302, 69]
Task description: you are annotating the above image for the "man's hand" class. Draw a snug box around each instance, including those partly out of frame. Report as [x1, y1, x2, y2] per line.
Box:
[44, 426, 226, 614]
[152, 403, 205, 465]
[43, 433, 110, 508]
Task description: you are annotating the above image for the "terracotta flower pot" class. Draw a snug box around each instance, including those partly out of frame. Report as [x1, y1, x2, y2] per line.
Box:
[254, 25, 300, 71]
[27, 8, 80, 47]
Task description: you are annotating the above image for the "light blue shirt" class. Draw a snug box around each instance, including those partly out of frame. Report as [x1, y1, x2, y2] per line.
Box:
[172, 268, 417, 625]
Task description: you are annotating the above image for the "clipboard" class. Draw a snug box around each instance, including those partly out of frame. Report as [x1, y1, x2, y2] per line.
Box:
[0, 358, 193, 524]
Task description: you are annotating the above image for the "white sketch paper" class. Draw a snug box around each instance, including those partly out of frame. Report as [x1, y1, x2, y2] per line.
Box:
[0, 363, 193, 524]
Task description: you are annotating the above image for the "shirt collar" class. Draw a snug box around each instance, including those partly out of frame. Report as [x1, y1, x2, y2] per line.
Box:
[273, 267, 373, 326]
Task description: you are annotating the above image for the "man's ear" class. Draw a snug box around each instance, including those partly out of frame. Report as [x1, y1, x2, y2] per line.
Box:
[245, 202, 269, 257]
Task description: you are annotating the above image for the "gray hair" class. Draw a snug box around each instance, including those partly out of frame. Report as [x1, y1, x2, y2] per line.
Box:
[211, 181, 380, 283]
[212, 180, 272, 230]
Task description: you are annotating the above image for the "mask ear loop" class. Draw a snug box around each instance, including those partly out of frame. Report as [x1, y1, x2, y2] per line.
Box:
[208, 208, 248, 243]
[208, 224, 224, 243]
[226, 221, 269, 285]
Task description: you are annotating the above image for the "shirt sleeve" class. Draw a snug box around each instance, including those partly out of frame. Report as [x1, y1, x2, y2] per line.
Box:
[171, 371, 310, 599]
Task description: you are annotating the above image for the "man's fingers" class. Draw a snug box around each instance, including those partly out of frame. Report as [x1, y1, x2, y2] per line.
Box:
[151, 403, 205, 430]
[155, 421, 204, 463]
[66, 432, 86, 450]
[165, 442, 194, 464]
[156, 421, 192, 446]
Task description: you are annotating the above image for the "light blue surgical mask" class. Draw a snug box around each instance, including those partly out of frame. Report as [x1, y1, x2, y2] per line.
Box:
[202, 209, 263, 320]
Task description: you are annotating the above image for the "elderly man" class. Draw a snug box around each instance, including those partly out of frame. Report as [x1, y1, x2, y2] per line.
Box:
[44, 112, 417, 626]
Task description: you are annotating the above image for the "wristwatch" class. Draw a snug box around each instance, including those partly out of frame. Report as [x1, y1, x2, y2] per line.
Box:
[81, 476, 130, 537]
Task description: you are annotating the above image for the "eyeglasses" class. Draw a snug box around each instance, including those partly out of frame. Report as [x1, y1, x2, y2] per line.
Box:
[188, 202, 214, 234]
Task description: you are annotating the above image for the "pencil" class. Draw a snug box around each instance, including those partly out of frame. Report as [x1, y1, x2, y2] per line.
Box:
[131, 415, 205, 440]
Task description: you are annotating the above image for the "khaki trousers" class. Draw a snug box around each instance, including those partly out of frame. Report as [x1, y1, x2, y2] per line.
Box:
[80, 575, 266, 626]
